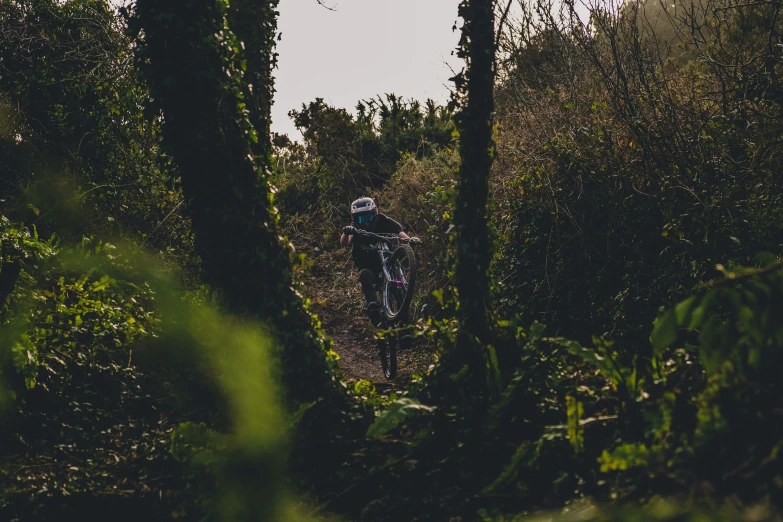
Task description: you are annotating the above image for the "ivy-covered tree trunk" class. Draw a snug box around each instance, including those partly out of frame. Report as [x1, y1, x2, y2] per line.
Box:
[450, 0, 497, 392]
[226, 0, 277, 160]
[132, 0, 337, 407]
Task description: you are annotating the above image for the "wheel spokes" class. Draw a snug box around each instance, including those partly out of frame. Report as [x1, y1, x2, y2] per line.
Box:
[390, 276, 406, 314]
[383, 248, 414, 320]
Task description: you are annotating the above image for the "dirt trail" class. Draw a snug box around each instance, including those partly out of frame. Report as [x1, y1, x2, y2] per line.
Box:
[319, 309, 430, 392]
[296, 244, 432, 390]
[323, 314, 385, 382]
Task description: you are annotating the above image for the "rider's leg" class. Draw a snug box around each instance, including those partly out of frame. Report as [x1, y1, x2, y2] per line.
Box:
[359, 268, 382, 326]
[358, 268, 377, 305]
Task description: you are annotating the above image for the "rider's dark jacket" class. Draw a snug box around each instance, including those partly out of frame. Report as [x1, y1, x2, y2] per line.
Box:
[351, 214, 403, 271]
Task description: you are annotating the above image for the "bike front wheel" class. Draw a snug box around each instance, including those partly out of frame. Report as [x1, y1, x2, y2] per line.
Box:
[378, 333, 397, 380]
[382, 244, 417, 323]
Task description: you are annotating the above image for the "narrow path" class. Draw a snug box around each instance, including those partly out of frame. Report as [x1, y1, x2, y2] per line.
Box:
[320, 309, 431, 393]
[323, 314, 385, 382]
[297, 245, 433, 390]
[321, 313, 409, 395]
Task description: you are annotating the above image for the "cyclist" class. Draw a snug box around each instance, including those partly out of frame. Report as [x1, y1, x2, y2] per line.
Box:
[340, 197, 411, 328]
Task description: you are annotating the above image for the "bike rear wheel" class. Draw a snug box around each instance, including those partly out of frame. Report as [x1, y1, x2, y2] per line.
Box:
[383, 244, 417, 323]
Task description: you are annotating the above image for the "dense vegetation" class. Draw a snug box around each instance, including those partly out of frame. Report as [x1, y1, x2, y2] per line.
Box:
[2, 0, 783, 520]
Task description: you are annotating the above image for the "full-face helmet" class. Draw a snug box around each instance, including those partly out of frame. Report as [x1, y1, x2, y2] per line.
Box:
[351, 197, 378, 229]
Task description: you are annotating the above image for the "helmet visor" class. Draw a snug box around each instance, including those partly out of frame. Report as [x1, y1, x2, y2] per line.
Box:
[354, 212, 376, 226]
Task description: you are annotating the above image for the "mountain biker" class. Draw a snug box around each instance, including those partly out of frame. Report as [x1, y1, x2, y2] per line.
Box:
[339, 197, 413, 329]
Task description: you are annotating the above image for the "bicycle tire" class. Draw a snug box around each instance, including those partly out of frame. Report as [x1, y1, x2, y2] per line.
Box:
[378, 332, 397, 380]
[383, 244, 417, 323]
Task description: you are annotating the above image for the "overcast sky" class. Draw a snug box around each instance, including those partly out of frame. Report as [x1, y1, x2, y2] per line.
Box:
[274, 0, 463, 139]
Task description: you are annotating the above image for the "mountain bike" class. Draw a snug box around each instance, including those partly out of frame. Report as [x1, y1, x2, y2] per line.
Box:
[352, 230, 419, 379]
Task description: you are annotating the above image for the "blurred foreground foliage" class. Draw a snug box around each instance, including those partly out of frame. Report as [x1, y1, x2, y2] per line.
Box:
[0, 217, 313, 520]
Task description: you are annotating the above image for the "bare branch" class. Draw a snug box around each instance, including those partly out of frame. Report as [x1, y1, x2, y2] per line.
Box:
[316, 0, 337, 11]
[495, 0, 514, 51]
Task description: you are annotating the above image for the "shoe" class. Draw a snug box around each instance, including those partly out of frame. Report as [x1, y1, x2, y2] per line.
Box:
[367, 302, 382, 326]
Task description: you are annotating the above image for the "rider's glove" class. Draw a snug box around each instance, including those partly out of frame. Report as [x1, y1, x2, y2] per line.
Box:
[408, 237, 422, 245]
[342, 226, 358, 236]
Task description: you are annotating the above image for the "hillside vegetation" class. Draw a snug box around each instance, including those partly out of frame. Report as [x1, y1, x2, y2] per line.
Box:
[2, 0, 783, 520]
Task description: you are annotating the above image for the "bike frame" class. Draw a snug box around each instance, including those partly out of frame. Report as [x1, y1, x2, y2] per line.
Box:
[356, 232, 409, 290]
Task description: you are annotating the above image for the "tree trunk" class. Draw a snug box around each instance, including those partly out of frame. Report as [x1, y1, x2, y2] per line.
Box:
[449, 0, 498, 394]
[227, 0, 277, 161]
[133, 0, 338, 408]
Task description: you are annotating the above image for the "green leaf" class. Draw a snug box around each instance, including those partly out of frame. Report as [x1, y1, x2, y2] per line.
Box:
[598, 443, 652, 472]
[89, 274, 112, 292]
[529, 321, 546, 341]
[755, 251, 778, 266]
[487, 345, 501, 394]
[366, 398, 435, 439]
[558, 339, 618, 385]
[481, 442, 533, 495]
[353, 379, 375, 397]
[674, 296, 696, 324]
[566, 395, 584, 454]
[289, 399, 320, 430]
[651, 308, 678, 354]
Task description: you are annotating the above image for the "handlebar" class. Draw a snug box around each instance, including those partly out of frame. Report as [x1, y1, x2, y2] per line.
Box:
[351, 229, 420, 245]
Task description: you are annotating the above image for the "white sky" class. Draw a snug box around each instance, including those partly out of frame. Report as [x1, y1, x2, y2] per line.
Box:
[274, 0, 463, 140]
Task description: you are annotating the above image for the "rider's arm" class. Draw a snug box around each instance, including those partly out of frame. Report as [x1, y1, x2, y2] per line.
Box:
[398, 231, 410, 240]
[340, 232, 353, 247]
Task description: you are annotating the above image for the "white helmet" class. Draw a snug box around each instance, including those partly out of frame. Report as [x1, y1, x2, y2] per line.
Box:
[351, 197, 378, 228]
